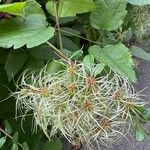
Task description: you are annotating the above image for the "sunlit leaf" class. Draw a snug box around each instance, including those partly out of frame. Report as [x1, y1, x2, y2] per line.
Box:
[22, 142, 29, 150]
[12, 132, 18, 143]
[83, 54, 94, 64]
[0, 2, 26, 16]
[70, 50, 83, 60]
[0, 0, 54, 49]
[4, 120, 12, 134]
[89, 43, 136, 82]
[90, 0, 127, 31]
[46, 0, 96, 17]
[135, 125, 145, 141]
[143, 109, 150, 121]
[46, 60, 65, 74]
[94, 63, 105, 76]
[11, 143, 18, 150]
[0, 137, 6, 148]
[128, 0, 150, 5]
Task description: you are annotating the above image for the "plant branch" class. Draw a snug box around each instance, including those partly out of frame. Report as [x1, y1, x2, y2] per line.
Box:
[57, 28, 99, 45]
[53, 0, 63, 50]
[0, 127, 24, 149]
[46, 41, 69, 61]
[0, 127, 12, 139]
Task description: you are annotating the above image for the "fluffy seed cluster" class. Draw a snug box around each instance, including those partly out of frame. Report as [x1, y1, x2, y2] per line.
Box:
[131, 5, 150, 37]
[13, 61, 144, 147]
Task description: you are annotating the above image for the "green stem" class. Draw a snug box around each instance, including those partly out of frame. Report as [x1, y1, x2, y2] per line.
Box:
[53, 0, 63, 50]
[46, 41, 68, 61]
[57, 28, 99, 45]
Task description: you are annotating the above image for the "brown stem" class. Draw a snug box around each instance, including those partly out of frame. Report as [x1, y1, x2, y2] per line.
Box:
[0, 127, 12, 139]
[0, 127, 24, 149]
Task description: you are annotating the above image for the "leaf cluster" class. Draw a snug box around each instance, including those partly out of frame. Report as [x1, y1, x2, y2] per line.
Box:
[0, 0, 150, 149]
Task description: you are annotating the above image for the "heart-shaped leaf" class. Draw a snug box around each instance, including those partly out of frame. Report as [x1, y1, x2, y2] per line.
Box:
[0, 0, 54, 49]
[90, 0, 127, 31]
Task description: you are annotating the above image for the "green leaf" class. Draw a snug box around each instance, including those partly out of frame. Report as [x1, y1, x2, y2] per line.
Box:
[0, 2, 26, 16]
[89, 43, 136, 82]
[46, 60, 65, 74]
[122, 28, 133, 42]
[0, 15, 54, 49]
[43, 138, 62, 150]
[130, 46, 150, 61]
[6, 117, 43, 150]
[0, 137, 6, 148]
[70, 50, 83, 60]
[58, 36, 79, 51]
[24, 0, 45, 16]
[83, 55, 105, 76]
[135, 125, 145, 142]
[59, 16, 77, 24]
[4, 120, 12, 134]
[22, 142, 29, 150]
[143, 109, 150, 121]
[83, 54, 95, 74]
[90, 0, 127, 31]
[5, 50, 27, 81]
[46, 0, 96, 17]
[128, 0, 150, 6]
[61, 27, 80, 37]
[12, 132, 18, 143]
[0, 1, 54, 49]
[94, 63, 105, 76]
[11, 143, 18, 150]
[30, 44, 52, 61]
[83, 54, 94, 64]
[25, 58, 44, 71]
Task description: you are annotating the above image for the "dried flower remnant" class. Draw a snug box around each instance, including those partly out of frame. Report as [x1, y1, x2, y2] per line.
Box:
[131, 5, 150, 37]
[13, 61, 145, 149]
[86, 76, 96, 88]
[82, 101, 93, 111]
